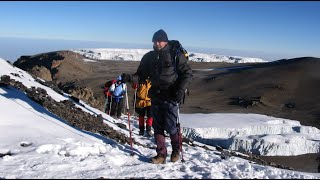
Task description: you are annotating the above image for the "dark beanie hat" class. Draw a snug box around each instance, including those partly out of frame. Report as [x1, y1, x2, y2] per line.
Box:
[152, 29, 168, 42]
[121, 73, 131, 83]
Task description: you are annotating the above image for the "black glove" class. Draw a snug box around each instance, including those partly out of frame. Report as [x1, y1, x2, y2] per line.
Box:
[174, 89, 185, 104]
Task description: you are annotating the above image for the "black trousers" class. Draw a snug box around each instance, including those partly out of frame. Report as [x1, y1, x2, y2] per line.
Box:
[151, 97, 179, 136]
[135, 106, 152, 118]
[110, 97, 124, 118]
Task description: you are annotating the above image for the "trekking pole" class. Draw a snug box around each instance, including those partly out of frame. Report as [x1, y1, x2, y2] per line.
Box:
[108, 96, 113, 115]
[132, 88, 137, 122]
[104, 90, 109, 113]
[126, 88, 134, 156]
[177, 103, 185, 163]
[104, 97, 108, 113]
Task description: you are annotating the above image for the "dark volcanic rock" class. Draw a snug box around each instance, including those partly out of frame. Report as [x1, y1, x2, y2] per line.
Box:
[229, 96, 263, 108]
[285, 102, 296, 109]
[0, 151, 12, 158]
[0, 75, 10, 87]
[58, 81, 100, 109]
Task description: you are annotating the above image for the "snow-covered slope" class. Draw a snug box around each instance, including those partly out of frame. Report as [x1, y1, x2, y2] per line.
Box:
[1, 58, 320, 178]
[72, 48, 267, 63]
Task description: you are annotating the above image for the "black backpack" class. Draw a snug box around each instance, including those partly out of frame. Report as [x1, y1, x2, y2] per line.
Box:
[168, 40, 190, 104]
[169, 40, 189, 69]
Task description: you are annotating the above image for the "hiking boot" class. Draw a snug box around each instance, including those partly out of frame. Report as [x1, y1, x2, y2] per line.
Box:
[150, 154, 166, 164]
[139, 126, 144, 136]
[170, 151, 180, 162]
[146, 130, 153, 137]
[139, 130, 144, 135]
[146, 126, 153, 137]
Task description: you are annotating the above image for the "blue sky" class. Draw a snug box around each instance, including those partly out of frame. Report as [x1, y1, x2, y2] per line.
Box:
[0, 1, 320, 60]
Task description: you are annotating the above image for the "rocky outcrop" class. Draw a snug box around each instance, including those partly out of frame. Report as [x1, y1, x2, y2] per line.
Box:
[58, 81, 101, 109]
[229, 96, 264, 108]
[30, 66, 52, 81]
[13, 50, 88, 82]
[0, 75, 10, 87]
[13, 50, 102, 110]
[13, 52, 65, 81]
